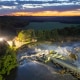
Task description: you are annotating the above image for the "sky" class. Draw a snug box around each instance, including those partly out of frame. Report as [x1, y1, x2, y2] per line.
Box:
[0, 0, 80, 16]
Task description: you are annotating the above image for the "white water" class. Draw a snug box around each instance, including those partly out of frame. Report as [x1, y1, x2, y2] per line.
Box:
[17, 42, 80, 68]
[35, 42, 80, 68]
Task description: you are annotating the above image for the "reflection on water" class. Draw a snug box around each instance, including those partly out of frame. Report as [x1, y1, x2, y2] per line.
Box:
[16, 61, 59, 80]
[15, 61, 76, 80]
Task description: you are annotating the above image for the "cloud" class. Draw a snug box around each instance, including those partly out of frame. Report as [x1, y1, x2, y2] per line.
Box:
[22, 4, 43, 8]
[0, 0, 53, 1]
[0, 5, 16, 9]
[14, 2, 18, 5]
[0, 0, 80, 15]
[0, 1, 80, 10]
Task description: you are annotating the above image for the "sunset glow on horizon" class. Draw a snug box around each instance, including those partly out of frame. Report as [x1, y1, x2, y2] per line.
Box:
[0, 0, 80, 16]
[7, 10, 80, 16]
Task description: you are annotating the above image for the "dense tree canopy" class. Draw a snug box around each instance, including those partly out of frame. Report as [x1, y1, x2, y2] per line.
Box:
[17, 26, 80, 42]
[35, 26, 80, 41]
[18, 29, 35, 42]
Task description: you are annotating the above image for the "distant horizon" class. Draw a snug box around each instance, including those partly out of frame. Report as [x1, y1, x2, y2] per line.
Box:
[2, 15, 80, 17]
[1, 11, 80, 16]
[0, 16, 80, 24]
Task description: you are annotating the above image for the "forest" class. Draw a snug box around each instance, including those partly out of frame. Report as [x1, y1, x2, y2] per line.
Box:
[17, 26, 80, 42]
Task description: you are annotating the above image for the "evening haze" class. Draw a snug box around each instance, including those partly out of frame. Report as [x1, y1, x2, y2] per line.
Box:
[0, 0, 80, 16]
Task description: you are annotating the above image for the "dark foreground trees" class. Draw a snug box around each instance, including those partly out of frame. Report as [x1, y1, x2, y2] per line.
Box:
[0, 40, 17, 80]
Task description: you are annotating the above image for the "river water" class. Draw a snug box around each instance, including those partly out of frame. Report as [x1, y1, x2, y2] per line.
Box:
[15, 42, 80, 80]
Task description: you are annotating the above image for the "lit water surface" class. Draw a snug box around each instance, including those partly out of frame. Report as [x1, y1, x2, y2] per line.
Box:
[15, 42, 80, 80]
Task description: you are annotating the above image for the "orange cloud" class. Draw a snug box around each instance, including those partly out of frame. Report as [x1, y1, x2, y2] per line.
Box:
[8, 10, 80, 16]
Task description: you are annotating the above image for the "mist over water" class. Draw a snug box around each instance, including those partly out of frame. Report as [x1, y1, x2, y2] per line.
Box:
[17, 42, 80, 67]
[36, 42, 80, 67]
[14, 42, 80, 80]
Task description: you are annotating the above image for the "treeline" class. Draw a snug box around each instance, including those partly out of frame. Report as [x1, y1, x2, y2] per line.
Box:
[34, 26, 80, 41]
[35, 29, 59, 41]
[58, 26, 80, 37]
[18, 26, 80, 42]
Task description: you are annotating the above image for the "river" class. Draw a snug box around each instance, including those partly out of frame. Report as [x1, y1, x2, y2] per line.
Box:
[14, 42, 80, 80]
